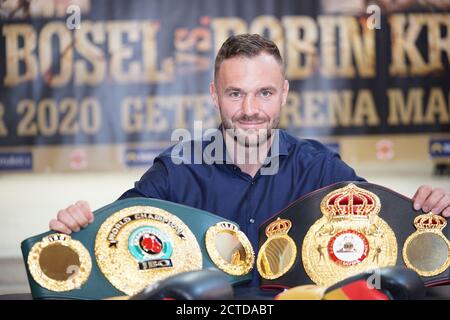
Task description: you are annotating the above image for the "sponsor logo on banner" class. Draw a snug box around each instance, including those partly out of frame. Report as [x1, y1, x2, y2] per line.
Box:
[124, 149, 163, 167]
[376, 139, 394, 161]
[69, 149, 88, 170]
[0, 152, 32, 171]
[429, 140, 450, 158]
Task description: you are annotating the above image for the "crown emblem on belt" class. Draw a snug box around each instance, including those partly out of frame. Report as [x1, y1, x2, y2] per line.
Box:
[414, 213, 447, 230]
[321, 183, 381, 220]
[265, 218, 292, 237]
[217, 221, 239, 232]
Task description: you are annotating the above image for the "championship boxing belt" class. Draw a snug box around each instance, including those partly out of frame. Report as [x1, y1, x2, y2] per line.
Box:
[21, 197, 254, 300]
[257, 181, 450, 289]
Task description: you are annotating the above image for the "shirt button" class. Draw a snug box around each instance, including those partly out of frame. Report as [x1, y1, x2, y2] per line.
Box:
[249, 218, 255, 224]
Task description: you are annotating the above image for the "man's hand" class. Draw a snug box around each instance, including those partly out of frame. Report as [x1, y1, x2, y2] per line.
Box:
[412, 185, 450, 217]
[49, 200, 94, 234]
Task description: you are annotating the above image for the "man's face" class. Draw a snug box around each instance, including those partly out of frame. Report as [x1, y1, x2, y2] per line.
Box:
[210, 53, 289, 147]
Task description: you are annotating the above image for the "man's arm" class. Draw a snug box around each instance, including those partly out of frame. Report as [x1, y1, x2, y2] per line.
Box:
[319, 153, 366, 187]
[49, 157, 171, 234]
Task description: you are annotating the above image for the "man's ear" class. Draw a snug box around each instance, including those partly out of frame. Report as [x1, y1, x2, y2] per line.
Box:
[209, 82, 220, 110]
[282, 79, 289, 106]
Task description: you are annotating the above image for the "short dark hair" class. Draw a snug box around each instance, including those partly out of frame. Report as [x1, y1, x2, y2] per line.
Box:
[214, 33, 283, 81]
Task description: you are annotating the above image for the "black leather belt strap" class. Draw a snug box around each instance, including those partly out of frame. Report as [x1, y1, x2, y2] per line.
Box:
[258, 181, 450, 289]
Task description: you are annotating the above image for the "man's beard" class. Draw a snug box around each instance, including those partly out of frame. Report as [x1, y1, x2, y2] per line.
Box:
[221, 111, 280, 148]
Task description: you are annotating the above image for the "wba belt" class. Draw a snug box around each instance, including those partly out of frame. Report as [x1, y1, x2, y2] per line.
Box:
[21, 198, 254, 299]
[257, 182, 450, 289]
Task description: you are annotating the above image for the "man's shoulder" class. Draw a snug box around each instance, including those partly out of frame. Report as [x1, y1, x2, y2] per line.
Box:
[280, 130, 362, 182]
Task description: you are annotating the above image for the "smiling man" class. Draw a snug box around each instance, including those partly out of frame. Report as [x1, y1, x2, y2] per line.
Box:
[210, 36, 289, 177]
[49, 34, 450, 261]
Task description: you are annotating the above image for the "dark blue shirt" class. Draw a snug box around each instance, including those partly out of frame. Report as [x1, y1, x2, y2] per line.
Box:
[119, 128, 365, 251]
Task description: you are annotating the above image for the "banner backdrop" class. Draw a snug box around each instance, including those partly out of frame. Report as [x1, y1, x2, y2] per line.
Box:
[0, 0, 449, 172]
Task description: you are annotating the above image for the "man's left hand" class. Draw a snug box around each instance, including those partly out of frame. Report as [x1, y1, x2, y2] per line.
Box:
[412, 185, 450, 217]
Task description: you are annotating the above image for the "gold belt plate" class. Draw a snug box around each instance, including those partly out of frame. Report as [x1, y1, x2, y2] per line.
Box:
[302, 184, 398, 287]
[403, 213, 450, 277]
[95, 205, 202, 296]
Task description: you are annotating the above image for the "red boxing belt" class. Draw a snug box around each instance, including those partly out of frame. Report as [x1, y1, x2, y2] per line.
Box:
[257, 181, 450, 290]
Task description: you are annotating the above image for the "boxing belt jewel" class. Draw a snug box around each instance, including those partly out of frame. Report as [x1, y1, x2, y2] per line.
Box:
[22, 197, 254, 299]
[258, 182, 450, 289]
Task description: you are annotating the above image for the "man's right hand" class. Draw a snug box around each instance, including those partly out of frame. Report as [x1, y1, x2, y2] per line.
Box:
[49, 200, 94, 234]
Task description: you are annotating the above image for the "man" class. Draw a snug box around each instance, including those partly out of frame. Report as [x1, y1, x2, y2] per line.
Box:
[49, 34, 450, 252]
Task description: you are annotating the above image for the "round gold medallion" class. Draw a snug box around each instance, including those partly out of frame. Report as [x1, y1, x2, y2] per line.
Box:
[403, 213, 450, 277]
[257, 218, 297, 280]
[205, 222, 254, 276]
[27, 234, 92, 292]
[95, 206, 202, 296]
[302, 184, 398, 287]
